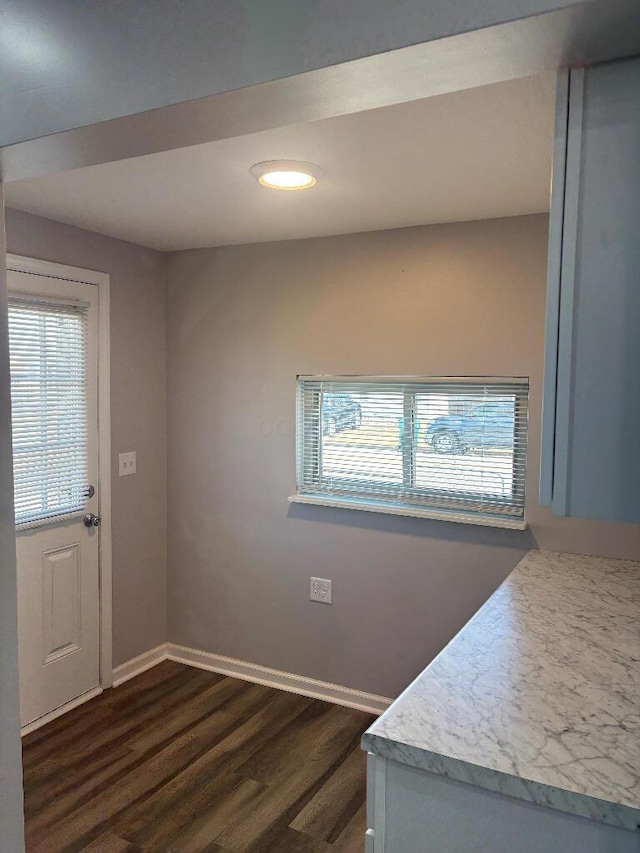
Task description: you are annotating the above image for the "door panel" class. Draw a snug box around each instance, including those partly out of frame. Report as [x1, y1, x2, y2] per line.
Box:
[17, 523, 100, 724]
[43, 543, 81, 664]
[8, 270, 101, 727]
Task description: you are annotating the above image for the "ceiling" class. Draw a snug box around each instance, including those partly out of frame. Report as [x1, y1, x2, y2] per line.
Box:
[6, 0, 613, 148]
[5, 73, 555, 251]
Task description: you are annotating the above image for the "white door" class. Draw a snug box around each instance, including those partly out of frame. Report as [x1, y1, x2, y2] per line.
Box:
[8, 270, 101, 727]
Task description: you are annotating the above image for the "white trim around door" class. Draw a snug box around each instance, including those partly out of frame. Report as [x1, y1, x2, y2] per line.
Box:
[6, 254, 113, 721]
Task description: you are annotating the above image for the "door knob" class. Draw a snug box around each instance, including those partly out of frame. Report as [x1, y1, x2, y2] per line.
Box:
[83, 513, 102, 528]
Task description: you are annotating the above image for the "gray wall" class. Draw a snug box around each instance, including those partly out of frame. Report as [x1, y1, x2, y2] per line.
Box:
[5, 209, 167, 668]
[166, 215, 640, 699]
[0, 192, 26, 851]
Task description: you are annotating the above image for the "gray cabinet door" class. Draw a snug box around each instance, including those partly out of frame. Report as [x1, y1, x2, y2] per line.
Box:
[541, 56, 640, 522]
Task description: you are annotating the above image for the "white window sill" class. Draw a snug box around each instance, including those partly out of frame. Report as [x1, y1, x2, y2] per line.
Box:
[15, 509, 85, 532]
[287, 494, 528, 530]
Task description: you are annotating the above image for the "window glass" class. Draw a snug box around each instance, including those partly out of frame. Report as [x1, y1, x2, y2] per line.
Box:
[8, 298, 88, 526]
[297, 377, 529, 524]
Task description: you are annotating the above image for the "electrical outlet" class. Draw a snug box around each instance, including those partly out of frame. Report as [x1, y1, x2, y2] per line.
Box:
[310, 577, 333, 604]
[119, 451, 137, 477]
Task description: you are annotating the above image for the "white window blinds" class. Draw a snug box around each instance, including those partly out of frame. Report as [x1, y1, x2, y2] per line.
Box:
[296, 376, 529, 526]
[8, 297, 88, 527]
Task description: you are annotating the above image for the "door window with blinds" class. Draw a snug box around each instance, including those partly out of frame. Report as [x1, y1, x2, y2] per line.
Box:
[8, 297, 88, 527]
[295, 377, 529, 527]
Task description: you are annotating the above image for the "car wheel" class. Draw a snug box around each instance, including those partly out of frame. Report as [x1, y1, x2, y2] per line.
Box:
[326, 417, 337, 437]
[432, 430, 459, 454]
[352, 409, 362, 429]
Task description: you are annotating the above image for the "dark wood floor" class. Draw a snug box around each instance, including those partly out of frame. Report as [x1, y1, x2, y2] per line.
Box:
[22, 661, 374, 853]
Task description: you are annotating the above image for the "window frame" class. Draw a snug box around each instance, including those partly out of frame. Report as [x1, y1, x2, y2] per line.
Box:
[291, 375, 529, 530]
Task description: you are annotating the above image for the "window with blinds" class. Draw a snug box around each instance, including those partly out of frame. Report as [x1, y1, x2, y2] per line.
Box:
[295, 376, 529, 527]
[8, 297, 88, 527]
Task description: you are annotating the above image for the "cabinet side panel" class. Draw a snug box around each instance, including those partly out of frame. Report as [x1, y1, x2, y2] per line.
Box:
[567, 56, 640, 522]
[540, 70, 569, 506]
[552, 68, 585, 516]
[384, 761, 638, 853]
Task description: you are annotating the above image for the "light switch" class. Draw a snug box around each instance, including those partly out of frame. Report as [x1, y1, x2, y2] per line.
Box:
[119, 451, 137, 477]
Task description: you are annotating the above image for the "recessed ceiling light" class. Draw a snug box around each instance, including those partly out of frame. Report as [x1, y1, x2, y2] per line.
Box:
[250, 160, 323, 191]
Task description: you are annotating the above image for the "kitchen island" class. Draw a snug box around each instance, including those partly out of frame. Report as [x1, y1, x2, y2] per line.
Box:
[362, 550, 640, 852]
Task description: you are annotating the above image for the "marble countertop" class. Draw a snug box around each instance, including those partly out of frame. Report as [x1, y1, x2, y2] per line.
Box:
[362, 550, 640, 831]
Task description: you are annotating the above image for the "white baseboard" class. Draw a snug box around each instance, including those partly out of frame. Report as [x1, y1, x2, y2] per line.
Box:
[111, 643, 169, 687]
[27, 640, 386, 738]
[166, 643, 392, 715]
[110, 642, 391, 715]
[21, 686, 103, 737]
